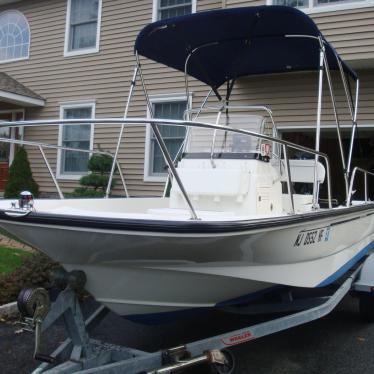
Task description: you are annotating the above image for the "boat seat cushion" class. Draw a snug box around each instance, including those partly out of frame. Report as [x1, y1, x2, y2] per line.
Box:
[280, 160, 326, 184]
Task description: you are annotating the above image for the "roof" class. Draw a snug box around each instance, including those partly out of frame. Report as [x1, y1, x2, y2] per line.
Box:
[0, 72, 45, 107]
[135, 6, 357, 90]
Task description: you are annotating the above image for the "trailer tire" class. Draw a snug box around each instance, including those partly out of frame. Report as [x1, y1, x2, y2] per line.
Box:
[359, 294, 374, 322]
[210, 349, 236, 374]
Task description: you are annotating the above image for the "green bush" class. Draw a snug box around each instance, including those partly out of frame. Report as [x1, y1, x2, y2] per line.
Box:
[4, 147, 39, 198]
[80, 174, 110, 190]
[88, 154, 113, 174]
[72, 153, 116, 197]
[69, 187, 106, 198]
[0, 252, 57, 305]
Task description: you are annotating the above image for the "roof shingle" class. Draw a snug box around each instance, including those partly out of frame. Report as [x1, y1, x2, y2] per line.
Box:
[0, 72, 44, 101]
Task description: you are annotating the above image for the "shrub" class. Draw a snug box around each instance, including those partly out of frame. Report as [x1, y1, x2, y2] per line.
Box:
[4, 147, 39, 198]
[0, 252, 57, 305]
[80, 174, 110, 190]
[72, 153, 116, 197]
[88, 154, 113, 174]
[70, 187, 106, 198]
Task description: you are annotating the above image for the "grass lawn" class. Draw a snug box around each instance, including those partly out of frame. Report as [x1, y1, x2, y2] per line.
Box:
[0, 246, 31, 275]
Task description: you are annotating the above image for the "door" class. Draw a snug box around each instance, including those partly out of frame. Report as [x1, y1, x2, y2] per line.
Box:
[0, 111, 24, 191]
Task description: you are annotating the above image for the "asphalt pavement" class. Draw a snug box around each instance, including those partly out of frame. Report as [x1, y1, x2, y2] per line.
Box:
[1, 294, 374, 374]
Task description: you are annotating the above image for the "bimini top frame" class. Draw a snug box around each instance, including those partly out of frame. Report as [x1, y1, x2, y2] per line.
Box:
[133, 5, 360, 208]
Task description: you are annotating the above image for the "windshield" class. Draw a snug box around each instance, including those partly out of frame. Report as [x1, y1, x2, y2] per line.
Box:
[185, 114, 265, 155]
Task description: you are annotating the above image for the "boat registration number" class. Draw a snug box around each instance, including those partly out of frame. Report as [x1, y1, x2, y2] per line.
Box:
[293, 226, 331, 247]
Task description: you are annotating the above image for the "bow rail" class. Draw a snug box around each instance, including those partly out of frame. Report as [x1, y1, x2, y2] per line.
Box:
[0, 117, 332, 219]
[348, 167, 374, 206]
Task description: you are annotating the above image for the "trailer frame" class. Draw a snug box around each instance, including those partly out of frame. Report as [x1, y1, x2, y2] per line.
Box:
[18, 254, 374, 374]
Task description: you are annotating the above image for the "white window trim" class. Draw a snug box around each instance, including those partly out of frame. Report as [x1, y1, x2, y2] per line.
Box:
[64, 0, 102, 57]
[0, 56, 29, 65]
[144, 93, 192, 183]
[152, 0, 197, 22]
[266, 0, 374, 14]
[0, 10, 30, 64]
[57, 101, 95, 180]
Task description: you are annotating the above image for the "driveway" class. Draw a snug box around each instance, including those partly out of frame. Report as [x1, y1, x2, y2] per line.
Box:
[1, 294, 374, 374]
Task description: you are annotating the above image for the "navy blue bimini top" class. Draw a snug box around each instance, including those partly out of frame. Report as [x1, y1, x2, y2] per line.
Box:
[135, 6, 357, 90]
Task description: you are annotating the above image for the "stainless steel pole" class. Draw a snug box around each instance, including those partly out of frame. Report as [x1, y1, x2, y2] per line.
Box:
[336, 58, 358, 185]
[163, 89, 213, 197]
[283, 145, 294, 214]
[105, 66, 138, 198]
[336, 58, 354, 119]
[38, 145, 64, 199]
[323, 155, 333, 209]
[150, 120, 199, 220]
[354, 79, 359, 122]
[184, 53, 193, 122]
[346, 79, 360, 182]
[115, 160, 129, 198]
[136, 53, 199, 220]
[321, 45, 348, 200]
[313, 47, 325, 208]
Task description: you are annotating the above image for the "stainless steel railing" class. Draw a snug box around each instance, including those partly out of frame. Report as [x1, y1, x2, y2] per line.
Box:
[0, 117, 332, 218]
[347, 166, 374, 206]
[0, 136, 129, 199]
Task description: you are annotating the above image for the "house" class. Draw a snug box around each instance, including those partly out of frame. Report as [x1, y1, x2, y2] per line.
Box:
[0, 0, 373, 200]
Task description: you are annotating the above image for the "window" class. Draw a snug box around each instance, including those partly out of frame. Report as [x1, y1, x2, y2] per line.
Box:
[270, 0, 373, 12]
[315, 0, 360, 4]
[153, 0, 196, 21]
[58, 103, 94, 179]
[65, 0, 102, 56]
[273, 0, 308, 7]
[145, 97, 188, 181]
[0, 10, 30, 63]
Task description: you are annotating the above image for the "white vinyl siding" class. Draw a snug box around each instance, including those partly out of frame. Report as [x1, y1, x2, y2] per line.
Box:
[64, 0, 102, 56]
[57, 102, 95, 180]
[0, 10, 30, 63]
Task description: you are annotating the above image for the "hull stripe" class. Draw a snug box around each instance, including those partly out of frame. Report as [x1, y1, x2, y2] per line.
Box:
[317, 240, 374, 287]
[127, 241, 374, 323]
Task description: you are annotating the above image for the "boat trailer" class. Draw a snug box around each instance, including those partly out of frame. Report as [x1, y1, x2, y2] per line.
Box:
[17, 254, 374, 374]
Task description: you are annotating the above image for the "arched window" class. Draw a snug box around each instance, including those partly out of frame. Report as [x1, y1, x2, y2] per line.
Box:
[0, 10, 30, 62]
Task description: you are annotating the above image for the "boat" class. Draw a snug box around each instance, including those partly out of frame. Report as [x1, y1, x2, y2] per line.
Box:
[0, 6, 373, 321]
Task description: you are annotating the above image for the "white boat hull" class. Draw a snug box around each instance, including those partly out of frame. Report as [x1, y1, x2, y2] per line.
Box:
[0, 200, 373, 319]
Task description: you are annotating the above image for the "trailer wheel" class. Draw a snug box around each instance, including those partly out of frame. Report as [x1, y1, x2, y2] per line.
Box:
[210, 349, 236, 374]
[359, 294, 374, 322]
